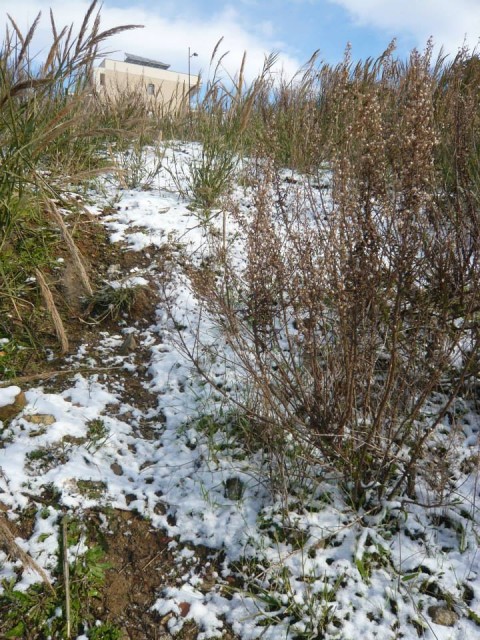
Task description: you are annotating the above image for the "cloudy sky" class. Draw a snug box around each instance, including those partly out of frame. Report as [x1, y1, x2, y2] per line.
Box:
[3, 1, 480, 81]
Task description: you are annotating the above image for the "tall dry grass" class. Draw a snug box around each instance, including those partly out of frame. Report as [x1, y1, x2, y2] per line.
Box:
[0, 1, 140, 370]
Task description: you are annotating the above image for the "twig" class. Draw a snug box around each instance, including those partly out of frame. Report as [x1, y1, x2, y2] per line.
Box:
[0, 365, 124, 387]
[118, 561, 132, 575]
[141, 550, 164, 571]
[62, 516, 71, 639]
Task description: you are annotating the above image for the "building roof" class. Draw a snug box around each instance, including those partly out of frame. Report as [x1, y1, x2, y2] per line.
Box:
[124, 53, 170, 70]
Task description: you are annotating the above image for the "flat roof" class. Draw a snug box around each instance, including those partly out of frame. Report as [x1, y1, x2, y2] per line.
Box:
[124, 53, 170, 70]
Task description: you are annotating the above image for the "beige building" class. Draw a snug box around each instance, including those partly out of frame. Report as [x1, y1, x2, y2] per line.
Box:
[92, 53, 200, 112]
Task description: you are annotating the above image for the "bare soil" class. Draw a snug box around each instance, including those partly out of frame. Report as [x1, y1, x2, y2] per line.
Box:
[2, 211, 241, 639]
[82, 509, 237, 640]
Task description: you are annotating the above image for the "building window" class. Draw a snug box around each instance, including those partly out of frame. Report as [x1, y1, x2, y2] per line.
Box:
[99, 73, 106, 86]
[147, 83, 155, 95]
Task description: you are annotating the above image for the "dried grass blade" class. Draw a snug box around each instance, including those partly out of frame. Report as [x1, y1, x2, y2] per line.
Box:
[35, 268, 69, 354]
[90, 24, 144, 48]
[62, 516, 71, 638]
[235, 51, 247, 102]
[210, 36, 224, 66]
[1, 78, 51, 106]
[75, 0, 98, 55]
[14, 11, 41, 70]
[49, 8, 58, 42]
[45, 200, 93, 296]
[42, 26, 68, 74]
[214, 51, 230, 79]
[6, 14, 25, 46]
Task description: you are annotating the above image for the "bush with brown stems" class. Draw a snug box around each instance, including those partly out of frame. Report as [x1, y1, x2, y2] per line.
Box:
[179, 42, 480, 508]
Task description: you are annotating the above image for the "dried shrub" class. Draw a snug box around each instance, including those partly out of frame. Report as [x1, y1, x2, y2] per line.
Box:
[183, 44, 480, 508]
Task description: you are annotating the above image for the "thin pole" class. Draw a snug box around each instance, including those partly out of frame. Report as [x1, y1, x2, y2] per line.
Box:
[188, 46, 191, 111]
[188, 48, 198, 113]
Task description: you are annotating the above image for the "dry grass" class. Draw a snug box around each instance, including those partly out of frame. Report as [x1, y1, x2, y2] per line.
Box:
[0, 1, 141, 360]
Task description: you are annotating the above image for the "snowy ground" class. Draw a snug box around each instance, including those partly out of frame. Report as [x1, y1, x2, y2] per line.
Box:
[1, 143, 480, 639]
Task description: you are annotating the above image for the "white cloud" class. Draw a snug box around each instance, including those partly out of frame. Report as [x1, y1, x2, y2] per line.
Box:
[1, 0, 301, 82]
[328, 0, 480, 54]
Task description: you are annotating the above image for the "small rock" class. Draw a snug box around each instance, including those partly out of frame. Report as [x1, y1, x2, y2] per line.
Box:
[0, 387, 26, 423]
[118, 334, 137, 354]
[24, 414, 56, 426]
[428, 605, 459, 626]
[110, 462, 124, 476]
[224, 477, 245, 500]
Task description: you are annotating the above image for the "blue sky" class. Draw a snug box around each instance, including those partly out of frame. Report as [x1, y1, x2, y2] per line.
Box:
[3, 1, 480, 80]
